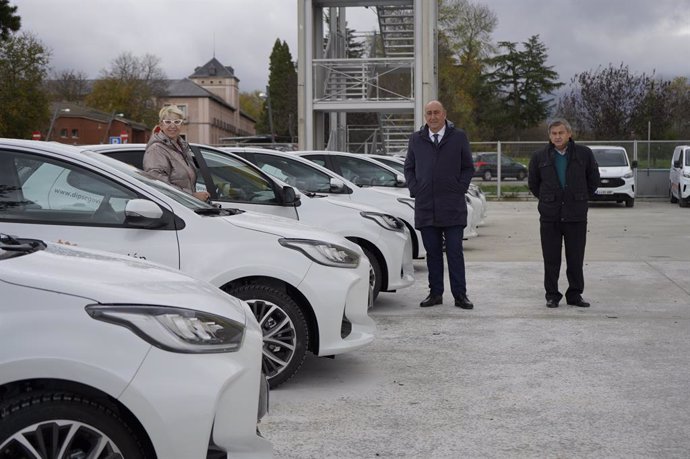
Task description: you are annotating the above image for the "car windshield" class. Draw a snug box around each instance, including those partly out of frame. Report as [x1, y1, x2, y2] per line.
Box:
[81, 150, 216, 210]
[592, 149, 628, 167]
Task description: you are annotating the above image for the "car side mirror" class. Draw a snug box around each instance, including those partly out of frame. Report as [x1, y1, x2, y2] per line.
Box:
[631, 160, 638, 169]
[124, 199, 165, 228]
[329, 177, 346, 193]
[395, 174, 406, 186]
[281, 185, 301, 206]
[673, 160, 681, 168]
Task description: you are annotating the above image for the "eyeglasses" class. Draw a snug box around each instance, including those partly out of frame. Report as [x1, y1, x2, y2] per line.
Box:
[161, 119, 183, 126]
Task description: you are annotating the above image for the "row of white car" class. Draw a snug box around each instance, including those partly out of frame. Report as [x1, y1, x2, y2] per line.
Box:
[0, 139, 487, 458]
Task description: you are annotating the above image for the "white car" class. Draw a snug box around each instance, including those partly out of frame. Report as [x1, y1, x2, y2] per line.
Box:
[670, 145, 690, 207]
[587, 145, 636, 207]
[296, 150, 479, 239]
[0, 234, 272, 458]
[225, 147, 428, 259]
[367, 153, 487, 227]
[86, 143, 414, 300]
[0, 138, 375, 388]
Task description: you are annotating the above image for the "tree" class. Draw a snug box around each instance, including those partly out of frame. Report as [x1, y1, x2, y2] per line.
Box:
[86, 52, 167, 127]
[666, 77, 690, 138]
[261, 40, 298, 140]
[0, 0, 20, 42]
[0, 31, 50, 138]
[437, 0, 499, 139]
[485, 35, 563, 137]
[47, 69, 88, 103]
[239, 90, 264, 122]
[558, 63, 667, 139]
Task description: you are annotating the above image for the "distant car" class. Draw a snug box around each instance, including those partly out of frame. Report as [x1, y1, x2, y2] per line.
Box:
[473, 152, 528, 181]
[587, 145, 636, 207]
[0, 235, 271, 458]
[670, 145, 690, 207]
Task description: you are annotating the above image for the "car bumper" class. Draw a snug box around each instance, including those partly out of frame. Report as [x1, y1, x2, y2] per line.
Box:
[591, 179, 634, 201]
[118, 321, 273, 459]
[379, 227, 415, 291]
[298, 256, 376, 356]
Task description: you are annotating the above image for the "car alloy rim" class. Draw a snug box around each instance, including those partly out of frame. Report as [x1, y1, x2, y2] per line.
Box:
[1, 419, 123, 458]
[247, 299, 297, 379]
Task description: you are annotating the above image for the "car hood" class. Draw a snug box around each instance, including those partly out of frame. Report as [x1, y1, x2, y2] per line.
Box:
[222, 210, 363, 252]
[0, 242, 248, 323]
[368, 186, 411, 198]
[598, 166, 631, 178]
[319, 196, 392, 214]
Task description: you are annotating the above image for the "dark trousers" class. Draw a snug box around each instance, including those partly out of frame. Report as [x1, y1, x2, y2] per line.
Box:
[540, 220, 587, 302]
[420, 225, 466, 298]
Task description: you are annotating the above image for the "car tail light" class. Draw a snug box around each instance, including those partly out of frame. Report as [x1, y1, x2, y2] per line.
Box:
[475, 161, 487, 167]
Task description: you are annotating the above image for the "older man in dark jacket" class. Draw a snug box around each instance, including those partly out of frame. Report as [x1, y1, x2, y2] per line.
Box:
[528, 118, 600, 308]
[404, 100, 475, 309]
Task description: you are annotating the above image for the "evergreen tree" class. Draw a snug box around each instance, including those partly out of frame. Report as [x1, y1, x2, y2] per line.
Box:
[0, 0, 20, 42]
[262, 39, 298, 140]
[486, 35, 563, 137]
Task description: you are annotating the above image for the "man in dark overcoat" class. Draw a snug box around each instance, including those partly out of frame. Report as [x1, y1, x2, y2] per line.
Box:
[528, 118, 600, 308]
[404, 100, 475, 309]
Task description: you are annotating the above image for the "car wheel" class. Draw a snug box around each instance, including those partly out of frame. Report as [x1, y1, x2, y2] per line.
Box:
[361, 246, 382, 302]
[0, 391, 148, 459]
[625, 198, 635, 208]
[516, 170, 526, 181]
[227, 284, 308, 388]
[680, 197, 689, 208]
[482, 170, 492, 181]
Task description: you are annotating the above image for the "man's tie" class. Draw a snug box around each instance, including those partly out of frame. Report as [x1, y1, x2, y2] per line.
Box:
[433, 133, 439, 148]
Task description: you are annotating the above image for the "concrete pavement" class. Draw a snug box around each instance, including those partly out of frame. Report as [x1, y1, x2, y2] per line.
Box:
[261, 200, 690, 458]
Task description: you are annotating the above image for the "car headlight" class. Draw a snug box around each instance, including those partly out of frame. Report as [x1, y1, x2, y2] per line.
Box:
[360, 211, 405, 232]
[623, 171, 634, 179]
[397, 197, 415, 210]
[683, 171, 690, 179]
[279, 238, 360, 268]
[85, 305, 245, 353]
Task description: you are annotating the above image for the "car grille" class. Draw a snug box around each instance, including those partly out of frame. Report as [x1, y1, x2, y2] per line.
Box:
[599, 177, 625, 188]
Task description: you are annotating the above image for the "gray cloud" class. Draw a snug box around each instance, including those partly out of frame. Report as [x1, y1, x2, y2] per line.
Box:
[10, 0, 690, 93]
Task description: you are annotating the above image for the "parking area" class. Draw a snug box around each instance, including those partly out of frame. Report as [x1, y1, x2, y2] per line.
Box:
[262, 200, 690, 458]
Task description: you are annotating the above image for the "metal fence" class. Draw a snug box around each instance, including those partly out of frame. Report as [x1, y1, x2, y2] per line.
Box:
[470, 140, 690, 199]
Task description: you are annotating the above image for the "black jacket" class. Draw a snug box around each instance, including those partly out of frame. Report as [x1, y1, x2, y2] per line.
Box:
[528, 139, 600, 222]
[404, 121, 475, 228]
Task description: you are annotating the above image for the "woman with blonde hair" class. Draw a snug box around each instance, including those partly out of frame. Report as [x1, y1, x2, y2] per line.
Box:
[143, 106, 210, 201]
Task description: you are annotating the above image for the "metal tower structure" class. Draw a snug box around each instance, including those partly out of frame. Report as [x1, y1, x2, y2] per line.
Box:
[297, 0, 437, 154]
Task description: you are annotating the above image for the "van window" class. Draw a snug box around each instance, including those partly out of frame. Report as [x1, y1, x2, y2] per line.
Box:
[592, 149, 628, 167]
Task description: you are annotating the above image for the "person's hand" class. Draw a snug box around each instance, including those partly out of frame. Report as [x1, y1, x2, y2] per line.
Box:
[193, 191, 211, 202]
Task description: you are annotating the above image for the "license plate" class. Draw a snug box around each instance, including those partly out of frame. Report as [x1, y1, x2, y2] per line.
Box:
[596, 189, 614, 195]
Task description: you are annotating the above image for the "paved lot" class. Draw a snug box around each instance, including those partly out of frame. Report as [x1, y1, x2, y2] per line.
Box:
[261, 200, 690, 459]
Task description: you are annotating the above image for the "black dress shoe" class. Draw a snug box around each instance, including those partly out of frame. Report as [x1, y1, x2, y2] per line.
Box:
[567, 297, 590, 307]
[420, 294, 442, 307]
[546, 299, 559, 308]
[454, 294, 474, 309]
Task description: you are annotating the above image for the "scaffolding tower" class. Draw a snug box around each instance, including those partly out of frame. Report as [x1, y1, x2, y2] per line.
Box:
[297, 0, 437, 154]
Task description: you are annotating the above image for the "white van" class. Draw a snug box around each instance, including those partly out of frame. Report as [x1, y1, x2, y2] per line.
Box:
[587, 145, 637, 207]
[670, 145, 690, 207]
[0, 138, 375, 388]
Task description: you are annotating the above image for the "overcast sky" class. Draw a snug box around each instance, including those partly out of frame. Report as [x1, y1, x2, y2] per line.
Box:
[11, 0, 690, 93]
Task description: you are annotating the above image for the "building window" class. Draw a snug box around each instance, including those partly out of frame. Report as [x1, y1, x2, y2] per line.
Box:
[71, 129, 79, 138]
[176, 104, 188, 119]
[60, 128, 68, 138]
